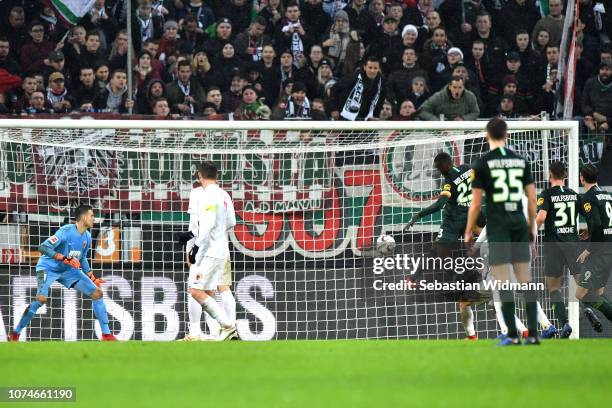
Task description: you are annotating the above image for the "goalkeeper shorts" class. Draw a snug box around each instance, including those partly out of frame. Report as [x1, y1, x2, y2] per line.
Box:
[188, 257, 227, 291]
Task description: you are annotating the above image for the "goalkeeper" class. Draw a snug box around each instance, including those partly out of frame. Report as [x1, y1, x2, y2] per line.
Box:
[9, 205, 116, 341]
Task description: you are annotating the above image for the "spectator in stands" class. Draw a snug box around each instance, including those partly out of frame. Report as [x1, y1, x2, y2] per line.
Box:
[499, 0, 541, 47]
[166, 60, 204, 115]
[259, 0, 284, 37]
[158, 20, 180, 62]
[275, 2, 312, 69]
[386, 47, 427, 109]
[234, 17, 270, 63]
[222, 70, 247, 113]
[20, 21, 54, 76]
[418, 76, 480, 120]
[206, 86, 223, 113]
[329, 56, 386, 121]
[14, 76, 39, 113]
[531, 0, 564, 47]
[378, 100, 393, 120]
[301, 0, 332, 42]
[134, 50, 161, 89]
[4, 6, 28, 54]
[465, 39, 489, 97]
[421, 27, 451, 84]
[152, 97, 171, 118]
[392, 99, 417, 120]
[407, 75, 430, 109]
[42, 51, 72, 88]
[184, 0, 215, 34]
[539, 45, 560, 90]
[370, 16, 403, 74]
[93, 69, 134, 113]
[83, 1, 115, 53]
[466, 12, 506, 73]
[438, 0, 485, 45]
[322, 11, 361, 76]
[582, 61, 612, 132]
[23, 90, 51, 114]
[0, 37, 20, 75]
[179, 15, 206, 53]
[234, 85, 271, 120]
[132, 0, 164, 52]
[136, 78, 166, 114]
[345, 0, 376, 44]
[70, 66, 99, 111]
[191, 50, 215, 91]
[514, 30, 542, 80]
[218, 0, 252, 34]
[203, 17, 233, 57]
[401, 24, 419, 50]
[46, 72, 74, 113]
[496, 94, 520, 119]
[313, 59, 336, 100]
[273, 81, 311, 119]
[532, 28, 551, 57]
[537, 67, 558, 116]
[109, 30, 132, 71]
[95, 63, 110, 90]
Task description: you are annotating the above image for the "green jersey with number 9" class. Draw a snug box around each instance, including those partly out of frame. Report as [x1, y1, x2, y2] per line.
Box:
[471, 146, 533, 226]
[579, 185, 612, 254]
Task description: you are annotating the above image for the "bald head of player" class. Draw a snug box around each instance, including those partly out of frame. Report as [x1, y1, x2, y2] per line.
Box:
[485, 117, 508, 147]
[197, 161, 218, 187]
[433, 152, 453, 176]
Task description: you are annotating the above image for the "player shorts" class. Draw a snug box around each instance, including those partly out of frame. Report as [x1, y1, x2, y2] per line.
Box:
[487, 223, 531, 266]
[579, 254, 612, 290]
[188, 257, 227, 291]
[36, 268, 97, 297]
[543, 242, 581, 277]
[436, 217, 466, 243]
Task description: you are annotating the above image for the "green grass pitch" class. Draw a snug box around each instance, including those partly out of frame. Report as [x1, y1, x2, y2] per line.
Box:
[1, 339, 611, 408]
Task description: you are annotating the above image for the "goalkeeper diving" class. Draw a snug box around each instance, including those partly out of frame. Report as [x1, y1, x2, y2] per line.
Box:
[9, 205, 116, 341]
[175, 161, 238, 341]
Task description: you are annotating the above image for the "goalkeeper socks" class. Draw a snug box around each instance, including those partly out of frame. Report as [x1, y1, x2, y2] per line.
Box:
[187, 295, 203, 336]
[15, 300, 43, 333]
[536, 301, 551, 329]
[220, 290, 236, 326]
[201, 297, 232, 328]
[92, 298, 111, 335]
[499, 290, 517, 338]
[460, 306, 475, 336]
[584, 296, 612, 321]
[550, 290, 568, 325]
[523, 291, 539, 337]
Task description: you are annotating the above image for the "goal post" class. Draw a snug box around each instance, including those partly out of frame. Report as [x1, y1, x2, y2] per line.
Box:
[0, 119, 580, 341]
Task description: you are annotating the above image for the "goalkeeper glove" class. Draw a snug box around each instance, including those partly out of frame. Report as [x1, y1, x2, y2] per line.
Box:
[188, 245, 199, 264]
[87, 272, 106, 287]
[405, 214, 420, 231]
[54, 253, 81, 269]
[175, 231, 195, 246]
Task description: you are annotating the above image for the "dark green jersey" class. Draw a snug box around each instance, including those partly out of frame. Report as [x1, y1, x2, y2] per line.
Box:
[471, 146, 533, 223]
[440, 164, 472, 220]
[537, 186, 579, 242]
[579, 185, 612, 253]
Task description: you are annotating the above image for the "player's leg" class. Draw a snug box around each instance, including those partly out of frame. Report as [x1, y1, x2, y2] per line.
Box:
[459, 301, 477, 340]
[576, 256, 612, 327]
[491, 263, 520, 343]
[188, 257, 233, 331]
[513, 261, 538, 342]
[217, 258, 236, 326]
[11, 270, 58, 341]
[185, 264, 204, 339]
[71, 271, 115, 340]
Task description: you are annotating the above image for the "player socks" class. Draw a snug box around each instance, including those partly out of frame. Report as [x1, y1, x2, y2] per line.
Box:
[188, 295, 203, 336]
[220, 290, 236, 326]
[201, 297, 232, 328]
[584, 296, 612, 321]
[493, 300, 508, 334]
[92, 298, 111, 335]
[460, 306, 475, 336]
[550, 290, 568, 325]
[536, 301, 552, 329]
[499, 290, 518, 338]
[523, 291, 538, 337]
[15, 300, 43, 333]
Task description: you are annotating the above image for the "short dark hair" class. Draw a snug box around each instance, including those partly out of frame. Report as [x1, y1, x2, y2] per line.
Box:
[515, 29, 529, 37]
[198, 161, 218, 180]
[580, 164, 599, 183]
[486, 118, 507, 140]
[85, 30, 100, 40]
[549, 161, 567, 180]
[364, 56, 380, 65]
[434, 152, 452, 168]
[111, 68, 127, 78]
[177, 60, 191, 70]
[450, 75, 464, 84]
[74, 204, 93, 221]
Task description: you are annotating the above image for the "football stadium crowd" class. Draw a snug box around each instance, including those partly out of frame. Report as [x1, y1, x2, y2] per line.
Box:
[0, 0, 610, 129]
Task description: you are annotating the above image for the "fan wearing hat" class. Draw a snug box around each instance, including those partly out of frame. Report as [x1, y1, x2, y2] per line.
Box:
[496, 94, 519, 119]
[322, 10, 360, 76]
[46, 71, 74, 113]
[314, 59, 337, 99]
[157, 20, 180, 61]
[582, 61, 612, 132]
[202, 17, 233, 58]
[42, 50, 71, 88]
[369, 15, 403, 74]
[272, 81, 311, 120]
[486, 51, 536, 116]
[218, 0, 254, 34]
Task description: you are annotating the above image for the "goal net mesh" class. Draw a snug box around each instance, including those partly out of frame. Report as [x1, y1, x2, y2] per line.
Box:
[0, 123, 574, 341]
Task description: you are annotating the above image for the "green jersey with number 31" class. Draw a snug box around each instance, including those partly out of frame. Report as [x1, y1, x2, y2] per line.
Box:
[537, 186, 579, 242]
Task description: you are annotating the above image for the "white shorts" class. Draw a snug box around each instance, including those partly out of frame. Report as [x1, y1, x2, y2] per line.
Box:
[188, 257, 226, 290]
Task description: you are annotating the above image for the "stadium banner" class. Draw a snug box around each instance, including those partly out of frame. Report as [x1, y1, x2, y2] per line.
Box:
[0, 266, 472, 341]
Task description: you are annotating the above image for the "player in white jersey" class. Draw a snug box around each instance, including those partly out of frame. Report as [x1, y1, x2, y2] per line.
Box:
[175, 161, 237, 341]
[467, 195, 557, 339]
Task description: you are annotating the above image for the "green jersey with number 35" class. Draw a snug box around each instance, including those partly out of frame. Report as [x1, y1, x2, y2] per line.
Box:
[471, 146, 533, 224]
[538, 186, 579, 242]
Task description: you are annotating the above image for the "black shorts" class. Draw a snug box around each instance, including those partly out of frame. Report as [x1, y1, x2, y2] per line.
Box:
[487, 223, 531, 266]
[543, 242, 581, 277]
[579, 254, 612, 290]
[436, 217, 466, 243]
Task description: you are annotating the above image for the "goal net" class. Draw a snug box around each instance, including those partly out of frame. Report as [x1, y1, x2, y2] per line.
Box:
[0, 119, 579, 341]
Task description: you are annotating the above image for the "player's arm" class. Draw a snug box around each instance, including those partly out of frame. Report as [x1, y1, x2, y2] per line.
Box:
[578, 196, 602, 262]
[39, 229, 80, 269]
[81, 236, 104, 287]
[405, 185, 450, 229]
[189, 200, 217, 263]
[464, 187, 482, 245]
[535, 193, 549, 228]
